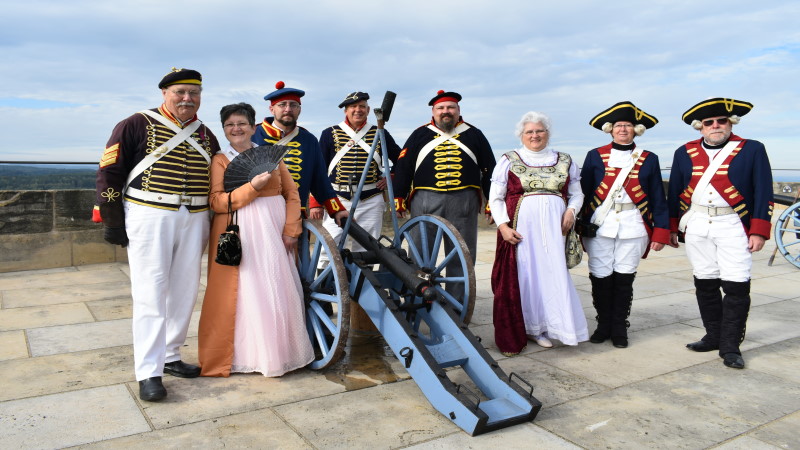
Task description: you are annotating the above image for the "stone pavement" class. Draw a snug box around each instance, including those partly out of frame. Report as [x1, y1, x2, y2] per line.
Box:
[1, 227, 799, 449]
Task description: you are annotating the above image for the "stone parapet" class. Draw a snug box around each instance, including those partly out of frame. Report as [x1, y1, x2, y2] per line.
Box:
[0, 190, 126, 273]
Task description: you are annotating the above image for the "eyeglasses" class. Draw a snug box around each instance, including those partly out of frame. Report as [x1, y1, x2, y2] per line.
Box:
[523, 129, 548, 135]
[274, 102, 300, 110]
[702, 117, 729, 127]
[170, 89, 201, 98]
[223, 122, 251, 129]
[613, 123, 634, 129]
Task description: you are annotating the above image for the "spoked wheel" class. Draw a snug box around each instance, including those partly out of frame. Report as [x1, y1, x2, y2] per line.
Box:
[393, 214, 476, 324]
[298, 220, 350, 369]
[775, 202, 800, 269]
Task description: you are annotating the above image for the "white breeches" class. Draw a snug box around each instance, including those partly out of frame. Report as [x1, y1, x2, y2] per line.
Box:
[319, 195, 385, 266]
[684, 217, 751, 282]
[124, 201, 209, 380]
[584, 235, 649, 277]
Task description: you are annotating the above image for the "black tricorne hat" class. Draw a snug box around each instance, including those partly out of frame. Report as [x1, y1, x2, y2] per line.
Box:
[589, 101, 658, 130]
[158, 68, 202, 89]
[428, 90, 462, 106]
[682, 97, 753, 125]
[338, 91, 370, 108]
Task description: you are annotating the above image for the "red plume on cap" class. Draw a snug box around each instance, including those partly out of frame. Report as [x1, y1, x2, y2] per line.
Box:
[275, 81, 285, 89]
[437, 90, 444, 95]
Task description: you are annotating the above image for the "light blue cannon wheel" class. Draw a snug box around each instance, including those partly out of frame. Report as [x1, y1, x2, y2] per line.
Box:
[394, 214, 476, 324]
[775, 202, 800, 269]
[298, 220, 350, 369]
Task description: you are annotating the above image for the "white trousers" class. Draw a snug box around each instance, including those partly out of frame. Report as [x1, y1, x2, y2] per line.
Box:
[319, 195, 385, 266]
[124, 201, 209, 380]
[584, 235, 649, 277]
[684, 216, 751, 282]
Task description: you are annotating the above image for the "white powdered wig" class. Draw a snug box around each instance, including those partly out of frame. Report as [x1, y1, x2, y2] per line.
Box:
[692, 114, 740, 130]
[603, 122, 646, 136]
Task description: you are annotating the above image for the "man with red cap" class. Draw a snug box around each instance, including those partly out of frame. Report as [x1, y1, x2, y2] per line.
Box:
[393, 90, 496, 301]
[252, 81, 347, 224]
[94, 68, 220, 401]
[668, 97, 774, 369]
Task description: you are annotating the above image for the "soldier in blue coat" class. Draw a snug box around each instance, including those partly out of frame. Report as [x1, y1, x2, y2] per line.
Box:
[252, 81, 347, 224]
[668, 98, 774, 369]
[581, 101, 670, 349]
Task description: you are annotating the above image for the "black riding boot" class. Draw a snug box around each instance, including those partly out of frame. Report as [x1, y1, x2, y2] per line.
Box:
[686, 277, 722, 352]
[589, 274, 615, 343]
[610, 271, 636, 348]
[719, 280, 751, 369]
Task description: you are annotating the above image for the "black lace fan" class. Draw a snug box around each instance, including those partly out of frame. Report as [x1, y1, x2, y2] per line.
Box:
[223, 144, 291, 192]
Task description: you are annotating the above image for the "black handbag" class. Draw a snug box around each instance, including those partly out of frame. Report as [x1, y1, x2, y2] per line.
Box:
[574, 213, 599, 238]
[215, 195, 241, 266]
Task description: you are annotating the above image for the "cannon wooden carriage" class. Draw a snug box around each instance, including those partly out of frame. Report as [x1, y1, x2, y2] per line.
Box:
[296, 93, 541, 435]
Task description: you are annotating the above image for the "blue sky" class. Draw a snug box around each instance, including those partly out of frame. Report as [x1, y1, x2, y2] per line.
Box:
[1, 0, 798, 173]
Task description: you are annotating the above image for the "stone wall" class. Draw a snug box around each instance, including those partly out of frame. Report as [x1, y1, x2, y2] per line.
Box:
[0, 190, 126, 273]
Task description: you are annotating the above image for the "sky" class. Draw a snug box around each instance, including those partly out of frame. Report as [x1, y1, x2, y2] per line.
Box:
[1, 0, 799, 175]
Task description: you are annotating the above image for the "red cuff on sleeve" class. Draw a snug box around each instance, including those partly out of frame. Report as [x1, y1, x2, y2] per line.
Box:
[651, 227, 671, 244]
[92, 205, 102, 223]
[308, 195, 322, 209]
[749, 218, 772, 240]
[394, 197, 407, 213]
[322, 197, 346, 216]
[669, 217, 680, 233]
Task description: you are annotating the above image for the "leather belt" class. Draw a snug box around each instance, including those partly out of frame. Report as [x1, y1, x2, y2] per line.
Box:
[690, 203, 735, 216]
[613, 202, 637, 212]
[126, 187, 208, 206]
[332, 182, 378, 191]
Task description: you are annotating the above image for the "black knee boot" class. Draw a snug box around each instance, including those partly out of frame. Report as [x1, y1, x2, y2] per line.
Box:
[719, 280, 751, 369]
[686, 277, 722, 352]
[610, 272, 636, 348]
[589, 274, 614, 343]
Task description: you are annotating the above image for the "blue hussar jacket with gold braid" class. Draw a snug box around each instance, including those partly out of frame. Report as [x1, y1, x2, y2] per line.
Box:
[392, 119, 495, 210]
[580, 143, 671, 248]
[667, 135, 774, 238]
[318, 123, 401, 201]
[252, 117, 344, 215]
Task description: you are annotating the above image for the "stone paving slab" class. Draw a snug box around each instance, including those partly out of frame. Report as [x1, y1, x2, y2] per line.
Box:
[135, 368, 348, 430]
[0, 385, 150, 449]
[26, 311, 201, 357]
[534, 357, 800, 449]
[2, 282, 131, 309]
[406, 422, 582, 449]
[714, 435, 785, 449]
[274, 380, 456, 449]
[745, 337, 800, 384]
[0, 346, 133, 402]
[529, 323, 718, 389]
[0, 330, 28, 361]
[0, 302, 94, 331]
[0, 266, 128, 291]
[746, 410, 800, 449]
[82, 407, 312, 449]
[448, 353, 607, 409]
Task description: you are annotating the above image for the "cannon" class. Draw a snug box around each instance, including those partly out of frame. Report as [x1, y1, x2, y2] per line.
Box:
[297, 92, 541, 435]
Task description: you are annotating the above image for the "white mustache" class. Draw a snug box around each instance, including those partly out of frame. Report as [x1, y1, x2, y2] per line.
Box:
[177, 102, 195, 107]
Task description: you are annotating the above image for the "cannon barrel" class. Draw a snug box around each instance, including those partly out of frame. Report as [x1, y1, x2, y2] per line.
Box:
[345, 221, 436, 301]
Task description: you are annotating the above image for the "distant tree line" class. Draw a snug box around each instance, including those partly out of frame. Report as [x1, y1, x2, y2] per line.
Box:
[0, 165, 96, 190]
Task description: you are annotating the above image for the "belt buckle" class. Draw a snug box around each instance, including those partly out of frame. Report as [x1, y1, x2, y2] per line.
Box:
[180, 196, 192, 205]
[614, 203, 622, 213]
